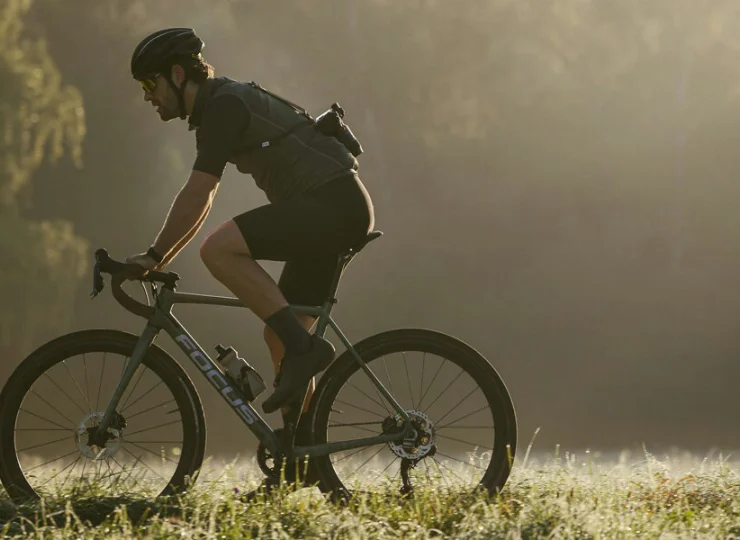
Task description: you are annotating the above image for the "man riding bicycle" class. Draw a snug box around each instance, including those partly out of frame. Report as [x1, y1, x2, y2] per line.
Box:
[125, 28, 375, 488]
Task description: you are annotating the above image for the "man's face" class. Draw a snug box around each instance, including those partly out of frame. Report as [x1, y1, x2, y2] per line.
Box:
[140, 72, 180, 121]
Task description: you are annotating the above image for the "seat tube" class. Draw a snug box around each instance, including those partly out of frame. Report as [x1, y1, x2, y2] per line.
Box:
[313, 255, 346, 337]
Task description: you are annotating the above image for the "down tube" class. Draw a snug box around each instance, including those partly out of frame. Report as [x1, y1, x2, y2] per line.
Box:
[160, 313, 280, 452]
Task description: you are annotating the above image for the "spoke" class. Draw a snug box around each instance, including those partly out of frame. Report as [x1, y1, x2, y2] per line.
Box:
[108, 456, 125, 489]
[346, 445, 386, 480]
[347, 382, 389, 416]
[329, 424, 380, 436]
[83, 354, 91, 414]
[403, 352, 415, 409]
[96, 352, 107, 411]
[121, 379, 166, 415]
[435, 385, 481, 425]
[39, 455, 81, 488]
[435, 451, 486, 472]
[15, 427, 72, 432]
[433, 456, 474, 485]
[335, 399, 385, 418]
[435, 432, 493, 449]
[122, 447, 166, 481]
[373, 456, 399, 485]
[101, 459, 119, 484]
[124, 419, 181, 437]
[25, 449, 81, 473]
[125, 440, 179, 465]
[382, 356, 393, 396]
[41, 373, 88, 417]
[116, 452, 146, 488]
[422, 366, 465, 415]
[368, 375, 393, 416]
[124, 440, 183, 444]
[418, 357, 445, 410]
[125, 398, 177, 421]
[62, 359, 94, 413]
[419, 353, 426, 412]
[430, 456, 454, 488]
[18, 408, 74, 431]
[79, 457, 88, 484]
[27, 389, 77, 428]
[60, 456, 82, 490]
[437, 404, 493, 429]
[332, 446, 370, 464]
[18, 434, 73, 453]
[437, 425, 494, 430]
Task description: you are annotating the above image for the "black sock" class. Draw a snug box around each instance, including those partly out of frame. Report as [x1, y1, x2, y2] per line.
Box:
[265, 306, 312, 355]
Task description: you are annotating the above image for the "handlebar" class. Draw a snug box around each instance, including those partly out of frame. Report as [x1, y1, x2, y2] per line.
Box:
[90, 248, 180, 318]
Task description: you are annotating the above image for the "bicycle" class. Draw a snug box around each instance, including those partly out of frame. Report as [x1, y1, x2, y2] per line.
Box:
[0, 231, 518, 503]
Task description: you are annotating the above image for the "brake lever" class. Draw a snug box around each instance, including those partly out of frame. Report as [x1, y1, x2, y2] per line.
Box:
[90, 259, 104, 299]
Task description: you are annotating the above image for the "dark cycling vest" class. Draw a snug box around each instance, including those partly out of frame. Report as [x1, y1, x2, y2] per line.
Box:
[189, 77, 359, 202]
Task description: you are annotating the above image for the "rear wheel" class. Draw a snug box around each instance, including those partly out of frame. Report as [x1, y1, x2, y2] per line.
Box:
[0, 330, 206, 502]
[309, 329, 517, 499]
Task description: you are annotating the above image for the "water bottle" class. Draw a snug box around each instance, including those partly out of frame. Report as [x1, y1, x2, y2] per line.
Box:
[214, 345, 266, 402]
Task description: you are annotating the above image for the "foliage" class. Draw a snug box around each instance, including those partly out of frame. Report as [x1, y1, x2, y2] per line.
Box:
[0, 0, 88, 361]
[0, 0, 85, 205]
[0, 452, 737, 538]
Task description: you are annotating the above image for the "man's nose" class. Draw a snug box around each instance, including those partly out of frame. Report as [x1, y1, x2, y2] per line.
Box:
[143, 92, 153, 103]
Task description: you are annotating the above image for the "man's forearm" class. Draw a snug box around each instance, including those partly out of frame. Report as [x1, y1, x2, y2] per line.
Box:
[151, 186, 213, 261]
[159, 207, 209, 266]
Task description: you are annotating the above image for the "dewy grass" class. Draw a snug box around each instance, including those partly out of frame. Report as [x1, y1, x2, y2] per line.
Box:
[0, 448, 738, 539]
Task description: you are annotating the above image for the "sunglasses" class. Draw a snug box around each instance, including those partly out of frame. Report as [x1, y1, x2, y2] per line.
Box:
[138, 74, 161, 93]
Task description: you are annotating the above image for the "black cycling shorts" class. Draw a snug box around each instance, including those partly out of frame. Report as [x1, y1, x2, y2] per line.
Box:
[233, 174, 374, 307]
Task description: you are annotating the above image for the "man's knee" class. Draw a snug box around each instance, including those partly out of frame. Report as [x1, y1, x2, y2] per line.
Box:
[200, 220, 251, 269]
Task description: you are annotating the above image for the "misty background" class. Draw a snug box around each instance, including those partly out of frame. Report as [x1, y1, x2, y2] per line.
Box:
[2, 0, 739, 463]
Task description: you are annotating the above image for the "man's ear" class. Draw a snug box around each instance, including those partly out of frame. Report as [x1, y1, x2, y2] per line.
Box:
[170, 64, 186, 87]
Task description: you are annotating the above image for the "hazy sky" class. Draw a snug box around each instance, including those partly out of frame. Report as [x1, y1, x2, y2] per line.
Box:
[6, 0, 740, 462]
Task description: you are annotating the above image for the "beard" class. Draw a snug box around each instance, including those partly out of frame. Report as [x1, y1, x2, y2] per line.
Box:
[157, 103, 180, 121]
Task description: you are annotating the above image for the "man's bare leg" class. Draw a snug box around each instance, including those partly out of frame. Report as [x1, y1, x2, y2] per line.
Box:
[200, 220, 334, 414]
[200, 221, 292, 320]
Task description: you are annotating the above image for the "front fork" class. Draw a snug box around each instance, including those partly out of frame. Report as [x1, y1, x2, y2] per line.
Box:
[97, 323, 159, 435]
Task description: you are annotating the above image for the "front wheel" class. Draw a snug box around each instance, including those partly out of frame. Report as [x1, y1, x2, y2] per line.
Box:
[308, 329, 517, 499]
[0, 330, 206, 502]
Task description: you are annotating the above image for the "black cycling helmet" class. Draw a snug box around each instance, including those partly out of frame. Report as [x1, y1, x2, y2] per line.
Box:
[131, 28, 205, 119]
[131, 28, 204, 79]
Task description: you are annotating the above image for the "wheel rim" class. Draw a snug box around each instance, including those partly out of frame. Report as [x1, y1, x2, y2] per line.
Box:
[320, 347, 503, 495]
[12, 351, 188, 499]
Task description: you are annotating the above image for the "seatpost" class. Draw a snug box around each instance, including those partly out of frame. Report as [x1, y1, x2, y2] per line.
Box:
[314, 254, 350, 337]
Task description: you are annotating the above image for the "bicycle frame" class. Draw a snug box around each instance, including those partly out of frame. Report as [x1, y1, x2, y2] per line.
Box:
[97, 286, 411, 458]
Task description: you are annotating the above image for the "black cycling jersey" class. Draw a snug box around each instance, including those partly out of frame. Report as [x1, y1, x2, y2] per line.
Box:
[191, 94, 250, 177]
[188, 77, 358, 202]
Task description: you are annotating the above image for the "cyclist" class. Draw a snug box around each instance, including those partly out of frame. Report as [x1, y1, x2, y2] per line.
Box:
[124, 28, 375, 486]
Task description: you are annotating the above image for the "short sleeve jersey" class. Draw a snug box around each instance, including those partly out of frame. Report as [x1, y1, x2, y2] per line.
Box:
[188, 77, 358, 202]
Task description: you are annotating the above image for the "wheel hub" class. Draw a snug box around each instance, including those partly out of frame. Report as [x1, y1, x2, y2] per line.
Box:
[386, 410, 435, 459]
[75, 412, 123, 460]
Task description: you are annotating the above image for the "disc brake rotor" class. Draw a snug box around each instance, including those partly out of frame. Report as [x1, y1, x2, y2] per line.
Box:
[75, 412, 123, 460]
[386, 410, 436, 460]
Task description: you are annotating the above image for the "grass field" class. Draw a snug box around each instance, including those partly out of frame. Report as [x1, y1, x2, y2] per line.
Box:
[0, 446, 738, 539]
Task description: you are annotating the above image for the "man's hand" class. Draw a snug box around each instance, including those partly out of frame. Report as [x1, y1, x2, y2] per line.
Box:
[126, 253, 160, 271]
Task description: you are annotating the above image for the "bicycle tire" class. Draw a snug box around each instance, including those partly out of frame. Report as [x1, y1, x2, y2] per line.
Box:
[0, 329, 206, 502]
[308, 328, 517, 499]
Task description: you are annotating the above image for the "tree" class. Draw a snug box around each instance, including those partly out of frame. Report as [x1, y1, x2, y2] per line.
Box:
[0, 0, 88, 371]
